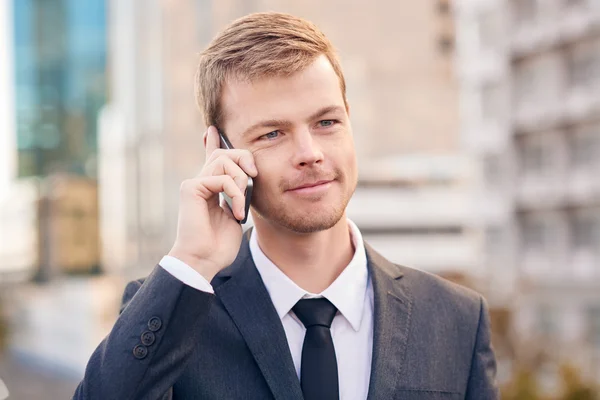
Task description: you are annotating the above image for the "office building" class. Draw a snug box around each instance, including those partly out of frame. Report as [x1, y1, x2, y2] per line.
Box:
[455, 0, 600, 384]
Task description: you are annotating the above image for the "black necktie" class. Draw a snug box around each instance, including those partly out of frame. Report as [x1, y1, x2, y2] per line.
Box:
[292, 298, 339, 400]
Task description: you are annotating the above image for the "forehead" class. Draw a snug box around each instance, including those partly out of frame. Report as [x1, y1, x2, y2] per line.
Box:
[220, 55, 345, 136]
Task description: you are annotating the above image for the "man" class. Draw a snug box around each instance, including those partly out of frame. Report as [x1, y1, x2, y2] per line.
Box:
[74, 12, 498, 400]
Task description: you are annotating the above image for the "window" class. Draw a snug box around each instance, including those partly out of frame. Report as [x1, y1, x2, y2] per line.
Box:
[436, 0, 453, 56]
[486, 226, 506, 260]
[587, 306, 600, 348]
[572, 210, 600, 250]
[522, 214, 562, 253]
[524, 145, 545, 172]
[523, 219, 547, 250]
[514, 60, 540, 108]
[520, 136, 549, 175]
[483, 154, 503, 188]
[437, 0, 450, 14]
[571, 126, 600, 169]
[438, 35, 454, 54]
[568, 54, 596, 88]
[518, 131, 566, 180]
[537, 305, 558, 337]
[567, 42, 600, 90]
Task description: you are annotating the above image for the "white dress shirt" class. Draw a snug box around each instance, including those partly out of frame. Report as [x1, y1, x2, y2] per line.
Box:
[160, 220, 374, 400]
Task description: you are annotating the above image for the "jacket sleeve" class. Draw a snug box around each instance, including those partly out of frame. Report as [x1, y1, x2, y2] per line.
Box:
[73, 265, 215, 400]
[465, 295, 500, 400]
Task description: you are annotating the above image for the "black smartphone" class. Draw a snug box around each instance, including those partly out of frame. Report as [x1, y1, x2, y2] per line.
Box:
[218, 130, 253, 224]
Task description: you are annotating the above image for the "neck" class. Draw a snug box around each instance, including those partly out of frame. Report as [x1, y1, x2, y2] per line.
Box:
[252, 213, 355, 294]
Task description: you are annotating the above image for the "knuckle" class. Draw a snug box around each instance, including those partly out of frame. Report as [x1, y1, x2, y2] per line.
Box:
[179, 179, 191, 192]
[207, 148, 225, 161]
[224, 175, 236, 186]
[216, 154, 233, 165]
[179, 179, 200, 196]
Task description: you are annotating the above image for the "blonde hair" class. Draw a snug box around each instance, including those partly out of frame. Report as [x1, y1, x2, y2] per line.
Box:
[195, 12, 347, 128]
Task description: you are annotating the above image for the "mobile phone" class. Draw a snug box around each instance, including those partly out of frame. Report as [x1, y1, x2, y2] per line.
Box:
[218, 130, 253, 224]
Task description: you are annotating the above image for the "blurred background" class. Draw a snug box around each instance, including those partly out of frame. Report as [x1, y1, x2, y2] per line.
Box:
[0, 0, 599, 398]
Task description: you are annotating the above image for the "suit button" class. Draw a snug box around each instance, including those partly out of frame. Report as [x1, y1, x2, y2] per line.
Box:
[133, 345, 148, 359]
[148, 316, 162, 332]
[141, 331, 156, 346]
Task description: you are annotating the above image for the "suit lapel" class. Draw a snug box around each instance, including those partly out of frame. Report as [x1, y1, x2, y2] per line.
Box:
[214, 231, 303, 400]
[365, 243, 413, 400]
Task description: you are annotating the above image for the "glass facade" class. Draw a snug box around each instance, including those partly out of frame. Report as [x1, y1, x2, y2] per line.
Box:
[13, 0, 106, 177]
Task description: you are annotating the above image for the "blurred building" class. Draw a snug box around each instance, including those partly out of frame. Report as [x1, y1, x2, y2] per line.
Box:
[0, 0, 108, 382]
[98, 0, 205, 277]
[347, 155, 478, 276]
[0, 0, 106, 281]
[455, 0, 600, 384]
[0, 0, 16, 201]
[11, 0, 106, 178]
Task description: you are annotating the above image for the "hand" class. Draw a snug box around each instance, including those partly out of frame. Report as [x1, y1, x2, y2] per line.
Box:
[168, 126, 258, 282]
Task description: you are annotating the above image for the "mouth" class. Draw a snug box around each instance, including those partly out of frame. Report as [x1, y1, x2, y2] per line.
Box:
[288, 180, 333, 191]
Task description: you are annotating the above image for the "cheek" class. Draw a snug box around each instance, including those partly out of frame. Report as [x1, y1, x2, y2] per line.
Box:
[253, 153, 283, 191]
[334, 138, 356, 168]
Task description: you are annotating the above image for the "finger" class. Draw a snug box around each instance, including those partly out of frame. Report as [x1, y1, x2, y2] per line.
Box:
[206, 148, 258, 178]
[194, 175, 246, 220]
[203, 156, 249, 193]
[204, 126, 221, 159]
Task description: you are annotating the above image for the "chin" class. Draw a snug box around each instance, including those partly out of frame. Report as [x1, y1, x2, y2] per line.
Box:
[254, 201, 346, 234]
[282, 212, 343, 234]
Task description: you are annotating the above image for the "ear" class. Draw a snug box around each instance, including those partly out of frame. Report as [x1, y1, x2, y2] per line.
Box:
[203, 129, 208, 147]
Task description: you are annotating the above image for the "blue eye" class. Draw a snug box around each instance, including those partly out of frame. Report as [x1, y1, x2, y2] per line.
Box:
[263, 131, 279, 140]
[320, 120, 335, 127]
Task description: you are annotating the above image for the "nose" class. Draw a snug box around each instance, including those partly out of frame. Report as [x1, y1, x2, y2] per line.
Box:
[290, 130, 324, 168]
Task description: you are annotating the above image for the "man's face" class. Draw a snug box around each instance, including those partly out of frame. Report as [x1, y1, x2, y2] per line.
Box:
[220, 55, 358, 233]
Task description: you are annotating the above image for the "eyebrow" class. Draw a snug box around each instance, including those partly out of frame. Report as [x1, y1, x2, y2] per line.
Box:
[241, 105, 345, 137]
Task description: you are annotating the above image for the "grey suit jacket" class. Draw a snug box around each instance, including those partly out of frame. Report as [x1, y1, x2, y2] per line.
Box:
[73, 231, 498, 399]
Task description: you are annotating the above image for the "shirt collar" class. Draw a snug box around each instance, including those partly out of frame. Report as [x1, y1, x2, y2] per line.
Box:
[249, 219, 368, 332]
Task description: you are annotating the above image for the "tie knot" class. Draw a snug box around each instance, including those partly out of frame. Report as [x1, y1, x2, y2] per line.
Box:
[292, 298, 337, 329]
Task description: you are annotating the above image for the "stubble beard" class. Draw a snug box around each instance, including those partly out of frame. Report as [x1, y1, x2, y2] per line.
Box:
[251, 180, 354, 234]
